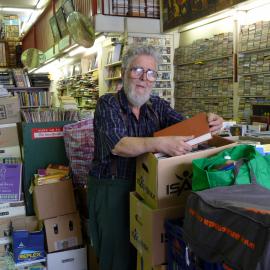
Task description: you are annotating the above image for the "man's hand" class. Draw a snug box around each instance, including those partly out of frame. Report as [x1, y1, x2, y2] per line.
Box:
[156, 136, 194, 156]
[208, 113, 223, 134]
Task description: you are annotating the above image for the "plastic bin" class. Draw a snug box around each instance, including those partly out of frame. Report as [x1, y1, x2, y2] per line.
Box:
[165, 219, 224, 270]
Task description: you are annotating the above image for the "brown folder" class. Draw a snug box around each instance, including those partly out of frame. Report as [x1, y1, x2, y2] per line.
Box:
[154, 112, 211, 145]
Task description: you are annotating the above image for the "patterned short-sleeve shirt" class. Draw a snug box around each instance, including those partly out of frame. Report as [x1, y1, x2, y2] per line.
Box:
[90, 89, 184, 181]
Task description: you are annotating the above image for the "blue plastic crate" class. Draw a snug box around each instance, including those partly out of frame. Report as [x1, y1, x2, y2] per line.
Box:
[165, 219, 224, 270]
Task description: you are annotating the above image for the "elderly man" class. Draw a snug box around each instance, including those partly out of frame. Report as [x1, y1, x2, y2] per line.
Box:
[88, 45, 223, 270]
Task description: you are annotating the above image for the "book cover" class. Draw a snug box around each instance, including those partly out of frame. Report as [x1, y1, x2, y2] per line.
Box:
[0, 163, 22, 202]
[154, 112, 212, 146]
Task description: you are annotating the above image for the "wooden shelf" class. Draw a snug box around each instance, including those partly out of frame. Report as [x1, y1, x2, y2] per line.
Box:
[177, 75, 233, 82]
[239, 47, 270, 54]
[238, 71, 270, 76]
[175, 96, 233, 99]
[105, 76, 122, 81]
[7, 87, 49, 91]
[176, 54, 233, 66]
[104, 61, 122, 68]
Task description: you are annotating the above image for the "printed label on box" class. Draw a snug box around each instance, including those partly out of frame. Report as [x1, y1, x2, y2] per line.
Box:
[54, 237, 78, 251]
[32, 127, 64, 139]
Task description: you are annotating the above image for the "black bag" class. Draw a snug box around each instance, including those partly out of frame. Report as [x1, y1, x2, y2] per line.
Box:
[183, 166, 270, 270]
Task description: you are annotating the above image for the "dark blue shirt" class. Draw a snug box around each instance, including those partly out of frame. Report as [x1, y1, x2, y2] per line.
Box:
[91, 89, 184, 181]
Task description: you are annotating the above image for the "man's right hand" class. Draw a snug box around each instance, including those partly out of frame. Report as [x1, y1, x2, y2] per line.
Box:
[156, 136, 194, 156]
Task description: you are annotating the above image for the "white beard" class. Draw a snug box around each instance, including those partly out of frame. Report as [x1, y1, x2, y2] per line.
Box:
[123, 77, 151, 107]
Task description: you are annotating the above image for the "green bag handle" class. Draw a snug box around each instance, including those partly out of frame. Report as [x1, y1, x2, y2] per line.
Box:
[233, 158, 257, 185]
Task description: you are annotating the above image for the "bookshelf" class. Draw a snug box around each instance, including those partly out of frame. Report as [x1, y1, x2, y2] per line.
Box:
[57, 71, 99, 111]
[101, 41, 124, 94]
[174, 32, 234, 119]
[7, 87, 51, 108]
[237, 20, 270, 121]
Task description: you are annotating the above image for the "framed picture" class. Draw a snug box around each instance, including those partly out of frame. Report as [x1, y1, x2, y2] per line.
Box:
[55, 7, 68, 37]
[162, 0, 248, 32]
[49, 16, 61, 42]
[62, 0, 75, 19]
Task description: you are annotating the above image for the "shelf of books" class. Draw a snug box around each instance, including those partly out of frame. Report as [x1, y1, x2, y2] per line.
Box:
[102, 42, 123, 94]
[174, 32, 234, 119]
[237, 20, 270, 121]
[128, 33, 174, 105]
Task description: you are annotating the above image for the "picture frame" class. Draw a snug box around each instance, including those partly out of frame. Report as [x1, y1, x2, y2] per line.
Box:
[55, 7, 68, 37]
[62, 0, 75, 19]
[49, 16, 61, 42]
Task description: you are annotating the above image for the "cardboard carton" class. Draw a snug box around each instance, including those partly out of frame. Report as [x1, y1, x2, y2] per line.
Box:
[136, 136, 236, 209]
[47, 246, 87, 270]
[130, 192, 184, 266]
[44, 212, 82, 253]
[12, 229, 45, 265]
[33, 180, 76, 220]
[0, 201, 25, 219]
[0, 123, 21, 158]
[137, 254, 167, 270]
[0, 96, 20, 125]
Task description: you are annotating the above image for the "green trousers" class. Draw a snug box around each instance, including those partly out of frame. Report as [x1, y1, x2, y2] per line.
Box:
[88, 176, 136, 270]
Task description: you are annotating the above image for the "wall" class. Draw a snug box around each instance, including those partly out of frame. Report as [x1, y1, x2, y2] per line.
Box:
[22, 0, 94, 53]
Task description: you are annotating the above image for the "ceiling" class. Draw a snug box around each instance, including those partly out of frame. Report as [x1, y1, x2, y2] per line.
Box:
[0, 0, 50, 36]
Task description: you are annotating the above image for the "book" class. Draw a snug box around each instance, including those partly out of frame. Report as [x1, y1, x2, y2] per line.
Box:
[153, 112, 212, 146]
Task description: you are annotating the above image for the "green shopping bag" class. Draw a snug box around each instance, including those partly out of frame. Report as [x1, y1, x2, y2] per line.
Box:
[192, 144, 270, 191]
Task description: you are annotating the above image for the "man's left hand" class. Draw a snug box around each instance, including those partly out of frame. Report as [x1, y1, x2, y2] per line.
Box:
[208, 113, 223, 134]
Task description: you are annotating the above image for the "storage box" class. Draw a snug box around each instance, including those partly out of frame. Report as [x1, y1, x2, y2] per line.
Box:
[11, 215, 39, 232]
[44, 212, 82, 253]
[130, 192, 184, 266]
[0, 123, 21, 158]
[137, 254, 167, 270]
[0, 96, 20, 125]
[33, 180, 76, 220]
[0, 201, 25, 219]
[47, 246, 87, 270]
[12, 229, 45, 265]
[136, 136, 236, 209]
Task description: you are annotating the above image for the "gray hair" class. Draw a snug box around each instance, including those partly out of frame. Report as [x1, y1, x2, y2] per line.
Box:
[121, 45, 161, 70]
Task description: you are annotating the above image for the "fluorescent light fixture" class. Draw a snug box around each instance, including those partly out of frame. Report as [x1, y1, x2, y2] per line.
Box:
[1, 7, 34, 13]
[63, 44, 78, 54]
[68, 46, 88, 57]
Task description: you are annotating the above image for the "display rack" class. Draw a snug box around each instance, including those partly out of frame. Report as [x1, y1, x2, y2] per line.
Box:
[237, 20, 270, 121]
[128, 33, 174, 105]
[174, 32, 234, 119]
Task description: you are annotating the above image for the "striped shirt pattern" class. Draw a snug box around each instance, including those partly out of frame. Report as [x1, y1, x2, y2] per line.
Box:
[91, 89, 184, 181]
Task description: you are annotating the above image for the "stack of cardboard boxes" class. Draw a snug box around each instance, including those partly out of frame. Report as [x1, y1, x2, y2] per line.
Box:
[130, 136, 236, 269]
[33, 180, 87, 270]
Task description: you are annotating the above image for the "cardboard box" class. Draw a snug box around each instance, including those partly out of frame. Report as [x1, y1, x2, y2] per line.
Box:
[136, 136, 236, 209]
[0, 201, 25, 219]
[0, 96, 20, 125]
[137, 254, 167, 270]
[11, 215, 39, 232]
[0, 123, 21, 158]
[130, 192, 184, 266]
[33, 180, 76, 220]
[44, 212, 82, 253]
[47, 246, 87, 270]
[12, 229, 45, 265]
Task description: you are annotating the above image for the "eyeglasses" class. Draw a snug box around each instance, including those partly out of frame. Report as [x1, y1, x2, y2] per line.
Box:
[129, 66, 158, 82]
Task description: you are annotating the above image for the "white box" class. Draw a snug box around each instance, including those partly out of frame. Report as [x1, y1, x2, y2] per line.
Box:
[47, 247, 87, 270]
[0, 201, 25, 219]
